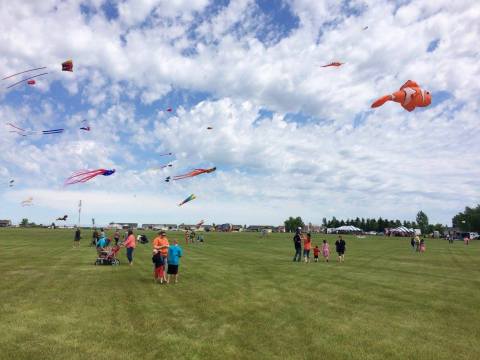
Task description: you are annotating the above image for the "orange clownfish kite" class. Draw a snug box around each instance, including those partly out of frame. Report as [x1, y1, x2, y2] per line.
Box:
[371, 80, 431, 112]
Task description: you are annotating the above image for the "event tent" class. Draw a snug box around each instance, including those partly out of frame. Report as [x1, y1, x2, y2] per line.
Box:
[388, 226, 415, 236]
[334, 225, 363, 233]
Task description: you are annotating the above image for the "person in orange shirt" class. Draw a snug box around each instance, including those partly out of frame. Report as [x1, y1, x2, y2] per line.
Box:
[123, 229, 136, 266]
[303, 233, 312, 263]
[153, 231, 169, 280]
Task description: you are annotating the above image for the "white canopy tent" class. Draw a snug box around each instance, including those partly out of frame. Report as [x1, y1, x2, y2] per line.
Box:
[333, 225, 363, 233]
[389, 226, 415, 236]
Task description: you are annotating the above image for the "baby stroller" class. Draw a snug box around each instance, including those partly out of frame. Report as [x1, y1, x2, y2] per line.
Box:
[95, 245, 121, 265]
[137, 234, 149, 244]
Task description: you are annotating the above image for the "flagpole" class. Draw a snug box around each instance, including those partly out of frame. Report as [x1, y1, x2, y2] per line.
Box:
[78, 200, 82, 227]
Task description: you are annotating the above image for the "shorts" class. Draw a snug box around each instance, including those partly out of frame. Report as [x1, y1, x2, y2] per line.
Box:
[337, 251, 345, 256]
[314, 255, 319, 259]
[303, 249, 310, 257]
[167, 264, 179, 275]
[154, 266, 164, 278]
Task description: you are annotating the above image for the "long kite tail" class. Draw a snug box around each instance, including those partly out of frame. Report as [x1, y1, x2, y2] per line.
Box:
[371, 95, 392, 108]
[6, 72, 49, 89]
[172, 169, 206, 180]
[42, 129, 64, 134]
[64, 169, 106, 185]
[2, 67, 47, 81]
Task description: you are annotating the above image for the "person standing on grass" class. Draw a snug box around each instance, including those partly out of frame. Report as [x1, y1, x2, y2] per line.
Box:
[419, 238, 426, 253]
[335, 236, 346, 262]
[123, 229, 136, 266]
[184, 230, 190, 244]
[313, 245, 320, 262]
[153, 231, 169, 280]
[74, 227, 81, 248]
[114, 229, 120, 246]
[91, 228, 99, 247]
[322, 240, 330, 262]
[152, 249, 165, 284]
[410, 237, 415, 251]
[292, 228, 302, 262]
[303, 233, 312, 263]
[414, 235, 420, 252]
[167, 240, 183, 284]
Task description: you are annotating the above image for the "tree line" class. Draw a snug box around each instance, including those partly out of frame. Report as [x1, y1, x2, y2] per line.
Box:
[285, 210, 448, 234]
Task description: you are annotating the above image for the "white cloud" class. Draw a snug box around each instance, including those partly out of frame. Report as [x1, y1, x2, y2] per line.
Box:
[1, 0, 479, 226]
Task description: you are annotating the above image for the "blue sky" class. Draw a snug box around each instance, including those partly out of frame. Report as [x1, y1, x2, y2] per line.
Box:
[1, 0, 479, 227]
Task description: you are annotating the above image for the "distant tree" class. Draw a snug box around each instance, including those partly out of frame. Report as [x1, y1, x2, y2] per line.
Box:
[433, 223, 446, 233]
[416, 211, 429, 234]
[322, 217, 327, 227]
[20, 218, 29, 227]
[452, 205, 480, 231]
[284, 216, 305, 232]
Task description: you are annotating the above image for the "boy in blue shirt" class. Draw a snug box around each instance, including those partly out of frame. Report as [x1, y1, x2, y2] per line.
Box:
[167, 240, 183, 284]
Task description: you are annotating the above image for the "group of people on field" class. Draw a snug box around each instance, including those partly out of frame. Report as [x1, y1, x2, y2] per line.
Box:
[410, 235, 426, 253]
[73, 228, 183, 284]
[292, 228, 346, 263]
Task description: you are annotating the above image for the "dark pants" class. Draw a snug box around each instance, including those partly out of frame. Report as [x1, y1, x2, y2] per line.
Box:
[293, 247, 302, 261]
[126, 247, 134, 263]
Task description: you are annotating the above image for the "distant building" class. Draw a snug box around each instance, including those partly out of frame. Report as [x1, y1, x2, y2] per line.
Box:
[203, 225, 214, 232]
[273, 226, 286, 233]
[110, 222, 138, 230]
[246, 225, 274, 232]
[0, 219, 12, 227]
[143, 224, 177, 231]
[231, 225, 243, 232]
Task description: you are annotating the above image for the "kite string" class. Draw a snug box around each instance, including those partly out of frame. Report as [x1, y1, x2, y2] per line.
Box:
[2, 67, 47, 81]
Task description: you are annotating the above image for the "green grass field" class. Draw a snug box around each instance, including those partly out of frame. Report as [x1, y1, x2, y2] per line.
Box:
[1, 229, 479, 359]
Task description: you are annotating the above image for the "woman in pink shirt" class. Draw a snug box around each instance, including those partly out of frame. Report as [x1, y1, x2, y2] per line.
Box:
[123, 229, 136, 265]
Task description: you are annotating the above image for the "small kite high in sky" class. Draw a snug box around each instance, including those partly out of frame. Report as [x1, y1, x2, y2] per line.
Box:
[21, 197, 33, 206]
[56, 215, 68, 221]
[166, 108, 173, 112]
[207, 126, 213, 130]
[149, 164, 173, 171]
[158, 152, 173, 157]
[178, 194, 196, 206]
[79, 120, 91, 131]
[363, 26, 368, 30]
[64, 169, 115, 185]
[371, 80, 431, 112]
[62, 60, 73, 72]
[169, 167, 216, 181]
[27, 80, 36, 85]
[9, 179, 14, 187]
[321, 62, 344, 67]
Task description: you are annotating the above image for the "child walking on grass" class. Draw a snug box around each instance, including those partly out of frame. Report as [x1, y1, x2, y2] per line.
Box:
[313, 245, 320, 262]
[167, 240, 183, 284]
[152, 249, 165, 284]
[322, 240, 330, 262]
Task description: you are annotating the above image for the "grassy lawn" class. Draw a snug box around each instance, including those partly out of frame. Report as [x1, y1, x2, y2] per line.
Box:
[1, 228, 479, 359]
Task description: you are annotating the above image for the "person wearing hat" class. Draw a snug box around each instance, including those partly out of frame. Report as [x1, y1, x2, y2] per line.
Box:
[292, 227, 302, 262]
[153, 231, 169, 281]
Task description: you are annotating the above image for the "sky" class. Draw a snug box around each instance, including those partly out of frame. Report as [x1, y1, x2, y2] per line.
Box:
[0, 0, 479, 227]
